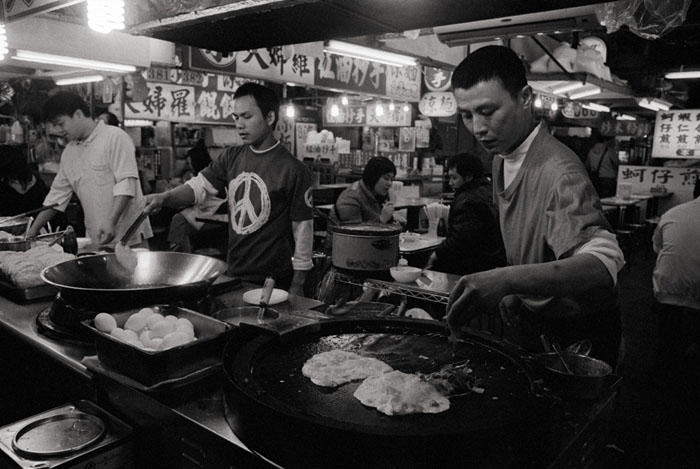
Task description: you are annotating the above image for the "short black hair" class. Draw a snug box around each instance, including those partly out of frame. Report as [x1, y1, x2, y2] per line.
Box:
[42, 91, 90, 123]
[233, 82, 280, 128]
[186, 140, 212, 174]
[99, 111, 120, 127]
[451, 46, 527, 98]
[446, 153, 484, 179]
[362, 156, 396, 189]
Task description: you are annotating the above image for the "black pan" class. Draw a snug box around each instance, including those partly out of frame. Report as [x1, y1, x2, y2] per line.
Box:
[222, 318, 560, 469]
[40, 251, 227, 311]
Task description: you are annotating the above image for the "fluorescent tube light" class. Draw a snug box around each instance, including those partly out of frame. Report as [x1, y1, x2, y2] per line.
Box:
[568, 86, 601, 100]
[12, 50, 136, 73]
[124, 119, 153, 127]
[616, 114, 636, 121]
[582, 102, 610, 113]
[552, 81, 585, 95]
[638, 98, 671, 112]
[665, 70, 700, 79]
[55, 75, 103, 86]
[324, 40, 417, 67]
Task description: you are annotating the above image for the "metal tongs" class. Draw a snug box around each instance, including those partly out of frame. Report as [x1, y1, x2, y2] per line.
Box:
[257, 275, 275, 322]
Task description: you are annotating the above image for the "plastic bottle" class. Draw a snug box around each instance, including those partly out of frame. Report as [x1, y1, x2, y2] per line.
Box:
[10, 120, 24, 144]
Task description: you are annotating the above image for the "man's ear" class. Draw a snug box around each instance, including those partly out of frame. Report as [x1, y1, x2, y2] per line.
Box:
[72, 109, 85, 120]
[266, 110, 276, 127]
[520, 85, 533, 109]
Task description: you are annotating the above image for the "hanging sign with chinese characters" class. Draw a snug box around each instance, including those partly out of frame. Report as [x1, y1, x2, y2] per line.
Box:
[600, 118, 653, 138]
[323, 104, 412, 127]
[184, 47, 422, 102]
[650, 109, 700, 159]
[424, 67, 452, 92]
[617, 164, 699, 209]
[418, 92, 457, 117]
[125, 68, 262, 124]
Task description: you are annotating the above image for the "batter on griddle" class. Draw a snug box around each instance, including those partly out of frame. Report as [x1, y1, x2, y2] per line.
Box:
[301, 349, 393, 387]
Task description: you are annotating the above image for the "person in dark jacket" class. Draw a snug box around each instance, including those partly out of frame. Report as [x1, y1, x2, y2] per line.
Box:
[0, 145, 48, 217]
[424, 153, 505, 275]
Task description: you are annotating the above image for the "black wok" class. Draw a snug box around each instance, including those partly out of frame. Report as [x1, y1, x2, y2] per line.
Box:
[40, 251, 227, 311]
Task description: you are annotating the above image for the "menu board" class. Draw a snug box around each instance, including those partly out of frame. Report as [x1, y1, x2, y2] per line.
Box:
[651, 109, 700, 159]
[617, 164, 699, 212]
[323, 104, 412, 127]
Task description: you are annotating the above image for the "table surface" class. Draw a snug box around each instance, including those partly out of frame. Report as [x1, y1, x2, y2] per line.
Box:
[399, 232, 443, 253]
[600, 196, 643, 206]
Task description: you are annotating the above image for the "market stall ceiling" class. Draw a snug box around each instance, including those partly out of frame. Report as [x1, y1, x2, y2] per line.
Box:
[124, 0, 609, 52]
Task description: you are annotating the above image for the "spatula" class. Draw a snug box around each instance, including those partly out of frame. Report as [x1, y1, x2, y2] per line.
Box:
[257, 276, 275, 322]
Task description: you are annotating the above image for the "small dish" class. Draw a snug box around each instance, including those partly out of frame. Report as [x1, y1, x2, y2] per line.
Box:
[242, 288, 289, 305]
[389, 266, 422, 283]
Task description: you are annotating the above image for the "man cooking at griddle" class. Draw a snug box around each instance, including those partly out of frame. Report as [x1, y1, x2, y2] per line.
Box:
[445, 46, 624, 367]
[144, 83, 314, 296]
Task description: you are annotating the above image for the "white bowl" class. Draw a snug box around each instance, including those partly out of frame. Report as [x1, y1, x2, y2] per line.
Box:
[389, 266, 422, 283]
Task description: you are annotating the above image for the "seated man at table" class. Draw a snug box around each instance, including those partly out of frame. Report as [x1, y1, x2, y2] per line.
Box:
[424, 153, 505, 275]
[145, 83, 314, 295]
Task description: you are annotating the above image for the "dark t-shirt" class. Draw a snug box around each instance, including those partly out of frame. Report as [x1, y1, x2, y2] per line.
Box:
[200, 143, 313, 282]
[0, 175, 48, 217]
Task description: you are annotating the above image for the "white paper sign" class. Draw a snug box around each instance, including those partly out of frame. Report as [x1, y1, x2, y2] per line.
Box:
[617, 164, 699, 213]
[651, 109, 700, 159]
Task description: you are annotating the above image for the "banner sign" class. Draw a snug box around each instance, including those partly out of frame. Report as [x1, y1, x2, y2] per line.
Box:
[617, 164, 699, 211]
[651, 109, 700, 159]
[424, 67, 452, 92]
[600, 118, 653, 138]
[185, 46, 422, 102]
[419, 92, 457, 117]
[323, 104, 412, 127]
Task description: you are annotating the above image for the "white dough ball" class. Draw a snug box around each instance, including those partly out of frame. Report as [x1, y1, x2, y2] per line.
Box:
[164, 315, 178, 323]
[145, 313, 165, 329]
[159, 331, 190, 350]
[124, 313, 148, 333]
[94, 313, 117, 333]
[138, 307, 155, 317]
[150, 320, 175, 339]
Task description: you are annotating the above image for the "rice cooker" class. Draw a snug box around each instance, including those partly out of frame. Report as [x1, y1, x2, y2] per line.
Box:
[0, 400, 134, 469]
[331, 223, 401, 271]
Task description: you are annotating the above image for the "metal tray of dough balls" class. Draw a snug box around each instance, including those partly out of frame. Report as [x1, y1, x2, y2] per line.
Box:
[82, 304, 232, 385]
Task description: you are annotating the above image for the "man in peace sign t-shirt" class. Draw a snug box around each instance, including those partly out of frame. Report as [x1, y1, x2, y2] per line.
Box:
[145, 83, 314, 295]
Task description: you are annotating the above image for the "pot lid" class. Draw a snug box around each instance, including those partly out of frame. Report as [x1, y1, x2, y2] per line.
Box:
[332, 223, 402, 236]
[12, 412, 106, 459]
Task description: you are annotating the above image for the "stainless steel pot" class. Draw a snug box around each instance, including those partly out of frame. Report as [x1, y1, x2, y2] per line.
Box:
[535, 352, 613, 399]
[0, 217, 31, 236]
[0, 236, 30, 252]
[331, 223, 401, 271]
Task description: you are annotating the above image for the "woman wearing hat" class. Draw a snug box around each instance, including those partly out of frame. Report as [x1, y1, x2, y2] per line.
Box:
[328, 156, 400, 227]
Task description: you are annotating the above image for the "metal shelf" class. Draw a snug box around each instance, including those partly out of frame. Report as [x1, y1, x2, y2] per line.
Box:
[335, 272, 450, 304]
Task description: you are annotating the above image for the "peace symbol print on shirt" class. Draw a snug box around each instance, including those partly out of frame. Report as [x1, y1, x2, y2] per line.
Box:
[228, 172, 271, 235]
[304, 187, 313, 208]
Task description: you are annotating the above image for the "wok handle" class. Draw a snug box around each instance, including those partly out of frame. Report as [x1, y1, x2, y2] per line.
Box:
[1, 203, 59, 224]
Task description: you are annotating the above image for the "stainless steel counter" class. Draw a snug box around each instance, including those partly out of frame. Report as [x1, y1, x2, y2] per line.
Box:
[0, 285, 322, 468]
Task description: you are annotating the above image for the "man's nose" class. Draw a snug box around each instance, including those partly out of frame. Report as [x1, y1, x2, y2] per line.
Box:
[471, 115, 488, 136]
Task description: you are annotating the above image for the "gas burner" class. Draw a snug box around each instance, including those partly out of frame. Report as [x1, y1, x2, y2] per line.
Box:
[36, 308, 94, 347]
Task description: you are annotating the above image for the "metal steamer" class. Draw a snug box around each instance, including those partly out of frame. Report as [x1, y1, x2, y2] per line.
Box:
[222, 318, 559, 469]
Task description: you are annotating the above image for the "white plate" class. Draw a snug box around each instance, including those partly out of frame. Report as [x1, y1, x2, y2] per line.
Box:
[242, 288, 289, 306]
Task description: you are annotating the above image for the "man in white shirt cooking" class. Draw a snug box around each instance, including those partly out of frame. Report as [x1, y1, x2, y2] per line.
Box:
[446, 46, 625, 366]
[28, 92, 151, 248]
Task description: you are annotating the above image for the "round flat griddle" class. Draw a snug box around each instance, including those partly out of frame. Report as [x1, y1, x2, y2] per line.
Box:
[223, 318, 559, 469]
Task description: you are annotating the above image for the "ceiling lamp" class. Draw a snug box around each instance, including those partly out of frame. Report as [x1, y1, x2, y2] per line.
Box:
[87, 0, 125, 34]
[665, 69, 700, 80]
[324, 40, 417, 67]
[637, 98, 671, 112]
[582, 102, 610, 113]
[402, 103, 410, 112]
[55, 75, 103, 86]
[616, 114, 636, 121]
[330, 104, 340, 117]
[341, 95, 348, 106]
[375, 102, 384, 116]
[12, 50, 136, 73]
[0, 24, 8, 61]
[285, 104, 295, 118]
[568, 86, 601, 100]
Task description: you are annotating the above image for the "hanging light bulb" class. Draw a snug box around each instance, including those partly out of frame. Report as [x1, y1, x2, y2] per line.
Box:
[389, 102, 395, 111]
[534, 96, 543, 108]
[286, 104, 295, 118]
[550, 101, 559, 111]
[403, 103, 410, 112]
[331, 104, 340, 117]
[375, 102, 384, 117]
[0, 24, 8, 60]
[341, 95, 349, 106]
[87, 0, 125, 34]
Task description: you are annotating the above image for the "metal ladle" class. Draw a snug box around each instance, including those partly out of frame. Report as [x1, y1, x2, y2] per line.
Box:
[551, 342, 574, 375]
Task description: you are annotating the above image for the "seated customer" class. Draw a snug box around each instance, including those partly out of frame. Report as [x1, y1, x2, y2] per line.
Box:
[425, 153, 506, 275]
[328, 156, 398, 228]
[167, 143, 226, 253]
[0, 145, 49, 216]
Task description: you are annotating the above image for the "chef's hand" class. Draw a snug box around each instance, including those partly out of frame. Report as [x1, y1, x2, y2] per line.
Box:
[380, 201, 395, 223]
[96, 220, 116, 245]
[288, 283, 304, 297]
[498, 294, 522, 327]
[446, 269, 509, 339]
[144, 193, 167, 215]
